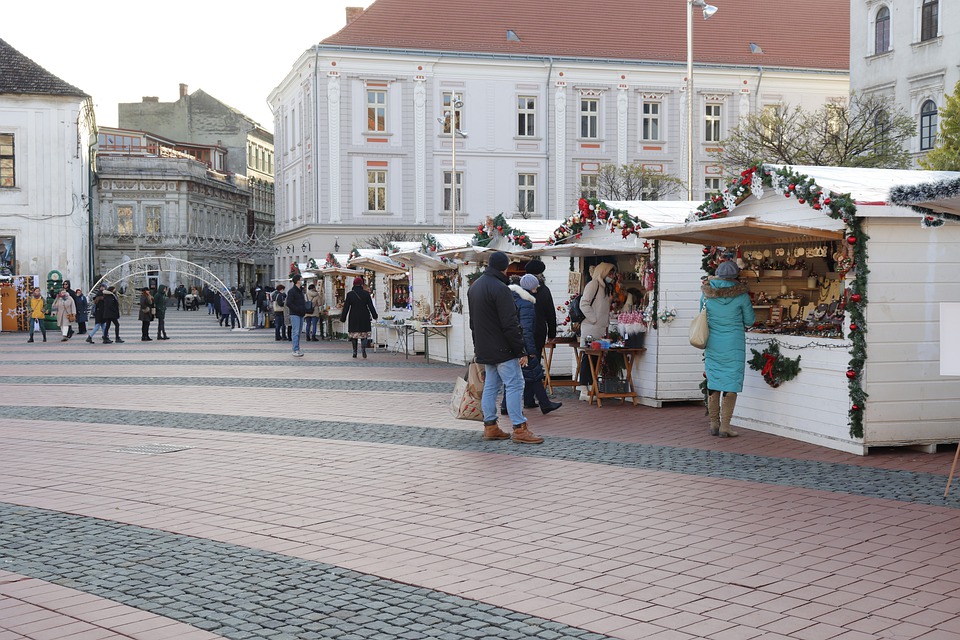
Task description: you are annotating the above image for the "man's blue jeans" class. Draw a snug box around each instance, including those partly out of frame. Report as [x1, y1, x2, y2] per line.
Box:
[290, 314, 303, 353]
[482, 359, 525, 427]
[304, 316, 318, 338]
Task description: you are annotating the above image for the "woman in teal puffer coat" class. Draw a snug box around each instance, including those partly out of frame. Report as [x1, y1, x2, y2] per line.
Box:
[701, 260, 755, 438]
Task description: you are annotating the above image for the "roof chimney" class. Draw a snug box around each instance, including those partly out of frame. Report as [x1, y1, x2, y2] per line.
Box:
[142, 96, 159, 103]
[179, 83, 189, 98]
[345, 6, 364, 24]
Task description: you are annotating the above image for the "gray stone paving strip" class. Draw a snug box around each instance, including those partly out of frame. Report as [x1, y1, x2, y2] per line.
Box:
[0, 359, 460, 369]
[0, 503, 614, 640]
[2, 406, 958, 509]
[0, 376, 450, 393]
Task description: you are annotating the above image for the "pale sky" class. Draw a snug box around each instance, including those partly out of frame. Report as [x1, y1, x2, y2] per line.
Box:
[6, 0, 373, 132]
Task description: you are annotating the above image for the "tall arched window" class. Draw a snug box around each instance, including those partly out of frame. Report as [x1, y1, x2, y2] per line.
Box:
[920, 100, 938, 151]
[875, 6, 891, 53]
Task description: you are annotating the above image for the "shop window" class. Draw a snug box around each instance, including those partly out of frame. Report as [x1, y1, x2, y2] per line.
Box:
[920, 100, 938, 151]
[921, 0, 938, 41]
[391, 277, 409, 309]
[433, 269, 459, 323]
[0, 133, 15, 188]
[117, 206, 133, 237]
[145, 206, 162, 236]
[875, 6, 891, 53]
[0, 236, 15, 275]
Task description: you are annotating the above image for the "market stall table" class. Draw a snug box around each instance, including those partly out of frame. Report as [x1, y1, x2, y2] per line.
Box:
[542, 337, 581, 395]
[421, 324, 452, 363]
[580, 347, 645, 407]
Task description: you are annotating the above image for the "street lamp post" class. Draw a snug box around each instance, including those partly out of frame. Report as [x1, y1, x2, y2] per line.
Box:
[687, 0, 718, 201]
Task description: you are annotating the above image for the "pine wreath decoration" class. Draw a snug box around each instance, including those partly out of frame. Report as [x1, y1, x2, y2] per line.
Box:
[748, 343, 801, 388]
[472, 214, 533, 249]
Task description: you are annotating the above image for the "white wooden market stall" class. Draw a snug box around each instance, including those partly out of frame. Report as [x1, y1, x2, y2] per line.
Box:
[643, 165, 960, 454]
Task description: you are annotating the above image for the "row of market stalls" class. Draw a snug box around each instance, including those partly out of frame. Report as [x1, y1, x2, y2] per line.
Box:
[279, 164, 960, 455]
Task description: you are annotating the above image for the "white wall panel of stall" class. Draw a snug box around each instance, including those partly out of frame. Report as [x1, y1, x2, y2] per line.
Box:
[861, 218, 960, 448]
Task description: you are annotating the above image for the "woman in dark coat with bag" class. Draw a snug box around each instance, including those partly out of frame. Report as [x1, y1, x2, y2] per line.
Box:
[340, 276, 378, 358]
[138, 287, 155, 341]
[508, 275, 562, 415]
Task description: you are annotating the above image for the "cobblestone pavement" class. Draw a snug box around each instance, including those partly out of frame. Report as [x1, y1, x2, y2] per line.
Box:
[2, 312, 960, 640]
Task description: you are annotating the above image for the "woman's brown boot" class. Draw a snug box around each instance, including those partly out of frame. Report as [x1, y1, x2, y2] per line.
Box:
[708, 391, 721, 436]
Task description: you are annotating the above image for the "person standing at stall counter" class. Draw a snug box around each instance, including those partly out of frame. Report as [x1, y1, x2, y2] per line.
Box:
[702, 260, 756, 438]
[577, 261, 617, 400]
[467, 250, 544, 445]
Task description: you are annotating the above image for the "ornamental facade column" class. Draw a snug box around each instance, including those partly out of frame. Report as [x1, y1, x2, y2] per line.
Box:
[554, 81, 567, 215]
[327, 70, 342, 223]
[617, 83, 629, 167]
[414, 75, 427, 224]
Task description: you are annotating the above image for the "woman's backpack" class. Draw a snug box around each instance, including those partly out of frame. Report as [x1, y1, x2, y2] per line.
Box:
[568, 294, 585, 324]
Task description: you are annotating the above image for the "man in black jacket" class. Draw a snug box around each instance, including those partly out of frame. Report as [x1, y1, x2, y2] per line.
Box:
[286, 274, 306, 357]
[467, 251, 543, 444]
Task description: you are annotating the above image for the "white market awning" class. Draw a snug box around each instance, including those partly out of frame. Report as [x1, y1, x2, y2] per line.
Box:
[347, 256, 407, 275]
[517, 243, 650, 258]
[638, 216, 843, 247]
[435, 245, 525, 264]
[390, 250, 449, 271]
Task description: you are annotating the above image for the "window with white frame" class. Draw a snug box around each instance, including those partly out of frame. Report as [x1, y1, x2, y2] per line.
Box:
[875, 6, 891, 54]
[580, 173, 598, 199]
[0, 133, 14, 188]
[704, 103, 722, 142]
[443, 171, 462, 212]
[367, 89, 386, 132]
[920, 100, 938, 151]
[921, 0, 938, 41]
[517, 174, 536, 215]
[367, 170, 387, 211]
[517, 96, 536, 137]
[642, 100, 660, 141]
[117, 206, 133, 236]
[580, 98, 599, 139]
[442, 91, 463, 134]
[145, 206, 162, 236]
[704, 177, 722, 194]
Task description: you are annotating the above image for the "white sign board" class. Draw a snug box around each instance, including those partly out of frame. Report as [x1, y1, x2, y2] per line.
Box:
[941, 303, 960, 376]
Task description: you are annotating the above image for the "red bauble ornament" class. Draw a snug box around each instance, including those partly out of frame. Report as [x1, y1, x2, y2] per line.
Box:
[788, 184, 796, 191]
[784, 192, 791, 198]
[813, 204, 822, 210]
[851, 404, 861, 411]
[824, 198, 831, 205]
[798, 198, 805, 204]
[847, 236, 857, 245]
[850, 293, 862, 303]
[849, 323, 858, 331]
[702, 247, 710, 255]
[496, 226, 503, 232]
[846, 369, 857, 379]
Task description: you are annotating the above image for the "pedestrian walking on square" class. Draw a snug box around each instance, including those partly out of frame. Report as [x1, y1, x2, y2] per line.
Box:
[523, 259, 557, 407]
[102, 286, 123, 343]
[255, 286, 268, 328]
[340, 276, 377, 359]
[175, 284, 187, 310]
[286, 274, 306, 357]
[204, 286, 216, 315]
[155, 285, 169, 340]
[73, 288, 89, 335]
[304, 284, 322, 341]
[509, 274, 562, 415]
[86, 286, 108, 343]
[702, 260, 756, 438]
[51, 289, 76, 342]
[467, 250, 543, 444]
[139, 287, 155, 341]
[27, 287, 46, 343]
[272, 285, 287, 340]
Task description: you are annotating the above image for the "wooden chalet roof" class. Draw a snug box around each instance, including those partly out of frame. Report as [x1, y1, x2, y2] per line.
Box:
[322, 0, 849, 71]
[0, 38, 86, 97]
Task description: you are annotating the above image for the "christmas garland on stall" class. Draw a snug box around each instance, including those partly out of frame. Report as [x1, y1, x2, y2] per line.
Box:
[546, 197, 650, 245]
[890, 178, 960, 228]
[696, 165, 869, 438]
[748, 343, 802, 388]
[472, 214, 533, 249]
[324, 253, 341, 269]
[348, 247, 361, 260]
[288, 262, 301, 279]
[421, 233, 439, 253]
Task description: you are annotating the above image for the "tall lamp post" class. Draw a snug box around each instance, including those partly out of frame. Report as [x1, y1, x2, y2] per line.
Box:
[439, 98, 465, 233]
[687, 0, 718, 201]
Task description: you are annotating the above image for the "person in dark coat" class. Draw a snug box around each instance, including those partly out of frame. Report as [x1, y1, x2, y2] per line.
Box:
[155, 285, 169, 340]
[73, 287, 89, 335]
[340, 277, 378, 358]
[86, 286, 108, 343]
[466, 250, 543, 444]
[139, 287, 155, 341]
[523, 259, 556, 405]
[102, 286, 123, 343]
[511, 275, 562, 415]
[286, 274, 307, 357]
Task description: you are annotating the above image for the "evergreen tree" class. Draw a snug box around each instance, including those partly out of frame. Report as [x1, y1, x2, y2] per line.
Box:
[919, 81, 960, 171]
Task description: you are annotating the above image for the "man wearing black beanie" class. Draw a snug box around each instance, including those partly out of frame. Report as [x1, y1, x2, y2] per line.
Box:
[467, 251, 544, 444]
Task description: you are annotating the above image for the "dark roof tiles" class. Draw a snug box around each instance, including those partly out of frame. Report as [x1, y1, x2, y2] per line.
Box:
[0, 38, 87, 97]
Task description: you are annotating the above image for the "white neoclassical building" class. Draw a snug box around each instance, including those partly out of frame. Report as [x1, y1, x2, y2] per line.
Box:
[851, 0, 956, 162]
[268, 0, 850, 272]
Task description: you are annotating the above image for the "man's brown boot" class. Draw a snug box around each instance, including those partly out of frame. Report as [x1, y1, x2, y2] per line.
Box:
[707, 391, 721, 436]
[483, 420, 510, 441]
[511, 423, 544, 444]
[719, 392, 739, 438]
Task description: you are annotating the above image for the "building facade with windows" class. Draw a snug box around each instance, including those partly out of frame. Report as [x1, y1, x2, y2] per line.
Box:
[0, 38, 95, 285]
[94, 127, 254, 290]
[852, 0, 956, 162]
[118, 86, 275, 286]
[268, 0, 849, 271]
